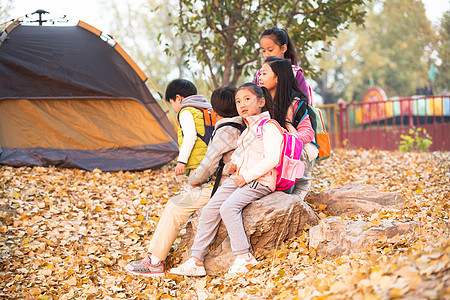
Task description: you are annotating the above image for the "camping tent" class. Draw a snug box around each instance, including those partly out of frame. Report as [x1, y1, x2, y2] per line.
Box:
[0, 20, 178, 171]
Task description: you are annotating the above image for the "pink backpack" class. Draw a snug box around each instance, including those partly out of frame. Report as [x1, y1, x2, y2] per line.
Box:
[257, 119, 305, 191]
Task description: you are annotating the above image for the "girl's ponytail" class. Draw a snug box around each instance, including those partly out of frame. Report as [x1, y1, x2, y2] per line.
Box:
[282, 29, 299, 66]
[260, 86, 273, 117]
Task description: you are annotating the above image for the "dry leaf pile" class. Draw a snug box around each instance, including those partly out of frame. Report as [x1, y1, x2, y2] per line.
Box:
[0, 149, 449, 299]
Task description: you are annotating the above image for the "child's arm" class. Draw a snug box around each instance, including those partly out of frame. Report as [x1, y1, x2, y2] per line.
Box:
[293, 114, 315, 144]
[238, 121, 282, 185]
[176, 109, 197, 175]
[189, 125, 240, 186]
[295, 69, 309, 101]
[286, 103, 315, 144]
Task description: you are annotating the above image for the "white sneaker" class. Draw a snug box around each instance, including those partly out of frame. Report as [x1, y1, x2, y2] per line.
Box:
[228, 256, 258, 275]
[169, 257, 206, 276]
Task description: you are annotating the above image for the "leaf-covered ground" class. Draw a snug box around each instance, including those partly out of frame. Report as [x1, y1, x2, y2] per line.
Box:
[0, 150, 449, 299]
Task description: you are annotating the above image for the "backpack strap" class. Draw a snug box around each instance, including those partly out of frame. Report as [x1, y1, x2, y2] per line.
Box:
[307, 105, 318, 133]
[179, 106, 214, 124]
[256, 118, 284, 139]
[292, 99, 308, 129]
[256, 118, 270, 138]
[210, 122, 246, 197]
[307, 85, 314, 106]
[211, 121, 245, 140]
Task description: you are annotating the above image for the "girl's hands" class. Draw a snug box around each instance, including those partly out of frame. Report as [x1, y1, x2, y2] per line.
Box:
[287, 105, 294, 122]
[286, 122, 297, 133]
[224, 162, 237, 175]
[224, 162, 247, 186]
[233, 175, 247, 187]
[175, 162, 186, 176]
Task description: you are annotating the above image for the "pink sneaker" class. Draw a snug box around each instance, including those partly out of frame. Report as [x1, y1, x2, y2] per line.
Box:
[124, 255, 164, 277]
[228, 256, 258, 275]
[169, 257, 206, 276]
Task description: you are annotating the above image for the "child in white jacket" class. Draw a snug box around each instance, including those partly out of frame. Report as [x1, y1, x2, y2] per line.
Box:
[169, 83, 283, 276]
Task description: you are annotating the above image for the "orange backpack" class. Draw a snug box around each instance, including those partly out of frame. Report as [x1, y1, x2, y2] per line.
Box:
[178, 106, 217, 145]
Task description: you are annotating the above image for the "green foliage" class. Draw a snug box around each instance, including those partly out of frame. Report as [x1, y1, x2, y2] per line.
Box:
[374, 0, 434, 97]
[314, 0, 437, 103]
[435, 10, 450, 94]
[175, 0, 368, 88]
[341, 138, 351, 150]
[398, 127, 432, 153]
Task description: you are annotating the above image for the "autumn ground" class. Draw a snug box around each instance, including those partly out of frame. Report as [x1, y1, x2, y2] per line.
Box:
[0, 149, 449, 300]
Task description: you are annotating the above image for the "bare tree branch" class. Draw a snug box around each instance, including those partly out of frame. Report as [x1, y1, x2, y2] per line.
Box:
[178, 0, 218, 87]
[285, 0, 300, 28]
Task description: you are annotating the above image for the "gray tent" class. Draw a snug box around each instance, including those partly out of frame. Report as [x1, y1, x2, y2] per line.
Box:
[0, 20, 178, 171]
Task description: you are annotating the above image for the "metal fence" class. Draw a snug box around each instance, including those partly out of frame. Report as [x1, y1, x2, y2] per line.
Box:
[316, 95, 450, 151]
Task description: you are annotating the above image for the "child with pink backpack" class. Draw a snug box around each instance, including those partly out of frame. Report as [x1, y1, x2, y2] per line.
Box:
[258, 56, 316, 196]
[169, 83, 286, 276]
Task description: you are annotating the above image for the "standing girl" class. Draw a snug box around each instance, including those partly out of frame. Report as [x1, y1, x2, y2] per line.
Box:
[255, 27, 313, 105]
[169, 83, 283, 276]
[259, 56, 316, 199]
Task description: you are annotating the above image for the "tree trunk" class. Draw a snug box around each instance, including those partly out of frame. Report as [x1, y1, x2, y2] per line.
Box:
[221, 35, 234, 86]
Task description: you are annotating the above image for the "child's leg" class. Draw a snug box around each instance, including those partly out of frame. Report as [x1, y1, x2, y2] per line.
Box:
[292, 152, 315, 199]
[148, 184, 212, 261]
[190, 177, 237, 261]
[219, 181, 272, 256]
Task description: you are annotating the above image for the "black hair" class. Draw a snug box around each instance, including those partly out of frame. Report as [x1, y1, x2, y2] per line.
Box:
[236, 83, 273, 117]
[260, 27, 299, 65]
[164, 79, 197, 102]
[263, 56, 308, 129]
[210, 84, 239, 118]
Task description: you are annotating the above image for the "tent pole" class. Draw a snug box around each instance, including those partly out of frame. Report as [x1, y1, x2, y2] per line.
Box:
[146, 79, 178, 130]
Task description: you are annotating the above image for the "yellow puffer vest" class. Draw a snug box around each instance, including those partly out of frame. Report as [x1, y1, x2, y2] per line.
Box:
[177, 107, 209, 172]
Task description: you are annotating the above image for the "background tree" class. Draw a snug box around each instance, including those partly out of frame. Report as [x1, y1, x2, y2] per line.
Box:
[0, 0, 14, 30]
[175, 0, 367, 89]
[102, 0, 219, 98]
[102, 0, 191, 97]
[435, 10, 449, 94]
[313, 28, 362, 104]
[367, 0, 434, 98]
[314, 0, 437, 103]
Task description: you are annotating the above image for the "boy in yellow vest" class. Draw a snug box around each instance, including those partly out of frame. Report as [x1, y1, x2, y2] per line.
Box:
[165, 79, 212, 176]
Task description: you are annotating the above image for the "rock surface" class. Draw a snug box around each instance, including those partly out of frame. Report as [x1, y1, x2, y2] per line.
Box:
[307, 182, 405, 216]
[179, 191, 319, 274]
[177, 182, 413, 273]
[309, 216, 419, 257]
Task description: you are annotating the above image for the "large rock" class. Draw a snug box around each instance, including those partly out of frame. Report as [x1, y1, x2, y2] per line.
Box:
[309, 217, 418, 257]
[307, 182, 404, 216]
[179, 191, 319, 274]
